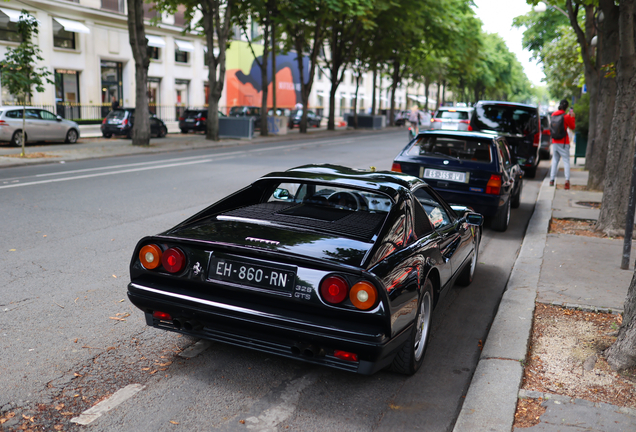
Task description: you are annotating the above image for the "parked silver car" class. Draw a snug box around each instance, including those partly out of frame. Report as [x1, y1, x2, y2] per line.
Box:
[430, 107, 474, 131]
[0, 107, 80, 146]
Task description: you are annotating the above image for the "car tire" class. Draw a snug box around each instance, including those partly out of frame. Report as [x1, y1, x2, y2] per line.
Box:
[65, 129, 79, 144]
[524, 166, 536, 179]
[102, 133, 112, 138]
[390, 278, 434, 375]
[511, 179, 523, 209]
[456, 230, 480, 286]
[11, 130, 26, 147]
[491, 198, 511, 232]
[159, 126, 167, 138]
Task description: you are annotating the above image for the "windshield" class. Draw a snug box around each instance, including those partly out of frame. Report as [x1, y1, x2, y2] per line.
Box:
[436, 110, 470, 120]
[107, 110, 127, 120]
[407, 136, 492, 163]
[473, 104, 539, 135]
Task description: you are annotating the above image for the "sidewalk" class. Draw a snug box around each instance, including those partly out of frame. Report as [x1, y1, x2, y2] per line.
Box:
[0, 125, 383, 169]
[454, 166, 636, 431]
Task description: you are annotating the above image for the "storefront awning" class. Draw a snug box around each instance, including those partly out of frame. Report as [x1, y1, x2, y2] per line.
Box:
[340, 94, 351, 100]
[175, 39, 195, 53]
[53, 17, 90, 34]
[146, 35, 166, 48]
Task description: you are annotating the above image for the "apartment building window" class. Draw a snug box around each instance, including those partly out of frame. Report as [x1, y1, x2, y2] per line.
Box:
[174, 5, 187, 27]
[52, 18, 90, 49]
[174, 40, 194, 64]
[148, 78, 160, 115]
[146, 35, 165, 60]
[143, 3, 160, 19]
[0, 8, 22, 42]
[101, 0, 124, 13]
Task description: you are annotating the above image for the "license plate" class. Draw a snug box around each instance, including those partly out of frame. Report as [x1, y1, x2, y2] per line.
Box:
[208, 256, 296, 292]
[422, 168, 468, 183]
[185, 118, 195, 122]
[441, 122, 457, 130]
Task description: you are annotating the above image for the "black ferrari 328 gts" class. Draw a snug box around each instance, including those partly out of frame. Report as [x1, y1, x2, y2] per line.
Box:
[127, 165, 483, 375]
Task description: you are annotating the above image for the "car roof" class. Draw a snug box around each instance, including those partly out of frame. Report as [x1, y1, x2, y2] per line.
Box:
[436, 107, 473, 112]
[475, 100, 538, 109]
[260, 164, 425, 201]
[416, 130, 499, 140]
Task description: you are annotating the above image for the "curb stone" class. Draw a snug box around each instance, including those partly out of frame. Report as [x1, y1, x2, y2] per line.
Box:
[518, 389, 636, 418]
[453, 175, 555, 432]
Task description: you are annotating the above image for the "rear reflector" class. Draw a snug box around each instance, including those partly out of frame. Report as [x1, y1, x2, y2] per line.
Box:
[486, 174, 502, 195]
[391, 162, 402, 173]
[467, 125, 473, 131]
[152, 311, 172, 321]
[140, 244, 162, 270]
[320, 275, 349, 304]
[162, 247, 186, 273]
[334, 350, 359, 362]
[350, 281, 377, 310]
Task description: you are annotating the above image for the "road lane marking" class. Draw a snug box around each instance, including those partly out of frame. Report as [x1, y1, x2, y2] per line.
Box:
[0, 136, 360, 189]
[178, 339, 213, 358]
[70, 383, 144, 425]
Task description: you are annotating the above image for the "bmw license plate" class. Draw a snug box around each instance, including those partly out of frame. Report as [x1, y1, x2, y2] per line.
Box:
[441, 122, 457, 130]
[422, 168, 468, 183]
[208, 256, 296, 293]
[185, 118, 195, 122]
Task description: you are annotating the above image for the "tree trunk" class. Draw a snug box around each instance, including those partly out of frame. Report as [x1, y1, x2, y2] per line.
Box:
[21, 104, 26, 157]
[424, 78, 429, 112]
[435, 81, 441, 111]
[272, 18, 277, 113]
[203, 0, 233, 141]
[587, 0, 620, 191]
[292, 20, 322, 134]
[606, 269, 636, 370]
[260, 19, 270, 137]
[442, 80, 446, 106]
[596, 0, 636, 237]
[389, 59, 400, 126]
[353, 74, 360, 129]
[127, 0, 150, 146]
[371, 67, 377, 115]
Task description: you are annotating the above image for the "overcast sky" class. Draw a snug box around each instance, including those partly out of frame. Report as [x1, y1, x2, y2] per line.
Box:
[472, 0, 546, 86]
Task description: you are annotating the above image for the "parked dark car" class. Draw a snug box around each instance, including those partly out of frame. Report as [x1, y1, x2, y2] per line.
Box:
[469, 101, 541, 178]
[288, 109, 322, 128]
[101, 108, 168, 139]
[539, 113, 551, 160]
[392, 130, 523, 231]
[127, 165, 483, 375]
[179, 109, 226, 134]
[228, 105, 261, 129]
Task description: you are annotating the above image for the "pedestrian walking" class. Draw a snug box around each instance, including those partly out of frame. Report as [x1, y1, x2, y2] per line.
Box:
[549, 99, 575, 189]
[409, 107, 421, 135]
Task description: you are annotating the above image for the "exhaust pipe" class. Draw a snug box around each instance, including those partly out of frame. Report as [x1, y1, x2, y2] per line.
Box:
[183, 321, 203, 331]
[302, 345, 320, 358]
[291, 343, 305, 356]
[172, 319, 183, 330]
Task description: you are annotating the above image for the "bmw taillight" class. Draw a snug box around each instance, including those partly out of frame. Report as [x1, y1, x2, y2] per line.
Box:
[467, 125, 473, 131]
[459, 120, 470, 124]
[122, 118, 129, 127]
[200, 117, 206, 121]
[161, 248, 186, 273]
[533, 132, 541, 147]
[320, 275, 349, 304]
[486, 174, 502, 195]
[350, 281, 378, 310]
[139, 244, 162, 269]
[102, 118, 107, 124]
[391, 162, 402, 173]
[543, 129, 551, 136]
[179, 117, 185, 121]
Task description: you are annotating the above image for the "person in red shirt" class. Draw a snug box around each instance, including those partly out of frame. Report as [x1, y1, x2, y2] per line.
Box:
[549, 99, 576, 189]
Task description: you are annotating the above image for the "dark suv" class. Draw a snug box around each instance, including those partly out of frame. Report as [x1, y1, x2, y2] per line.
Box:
[469, 101, 541, 178]
[101, 108, 167, 139]
[179, 109, 226, 133]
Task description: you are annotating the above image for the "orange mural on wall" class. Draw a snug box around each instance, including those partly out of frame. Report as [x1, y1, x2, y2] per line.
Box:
[226, 67, 298, 109]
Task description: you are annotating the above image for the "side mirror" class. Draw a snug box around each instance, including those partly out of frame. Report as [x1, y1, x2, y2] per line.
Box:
[56, 115, 63, 121]
[273, 188, 291, 200]
[466, 213, 484, 227]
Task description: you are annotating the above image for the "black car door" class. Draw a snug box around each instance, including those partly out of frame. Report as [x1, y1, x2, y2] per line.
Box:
[413, 187, 464, 288]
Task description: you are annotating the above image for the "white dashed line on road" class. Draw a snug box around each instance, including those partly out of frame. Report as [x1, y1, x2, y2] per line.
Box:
[70, 384, 145, 425]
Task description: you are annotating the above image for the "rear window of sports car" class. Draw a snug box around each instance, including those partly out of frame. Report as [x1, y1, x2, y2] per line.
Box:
[407, 136, 492, 163]
[218, 182, 393, 241]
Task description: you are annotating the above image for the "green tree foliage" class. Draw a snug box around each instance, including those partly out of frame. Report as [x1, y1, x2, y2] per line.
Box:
[542, 25, 583, 99]
[0, 10, 53, 157]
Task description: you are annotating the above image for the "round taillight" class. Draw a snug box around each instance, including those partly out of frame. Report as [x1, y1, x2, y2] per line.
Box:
[161, 247, 186, 273]
[139, 244, 162, 270]
[350, 281, 378, 310]
[320, 275, 349, 304]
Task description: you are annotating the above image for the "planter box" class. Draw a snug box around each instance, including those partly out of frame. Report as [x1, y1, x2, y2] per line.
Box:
[218, 117, 254, 139]
[346, 115, 386, 129]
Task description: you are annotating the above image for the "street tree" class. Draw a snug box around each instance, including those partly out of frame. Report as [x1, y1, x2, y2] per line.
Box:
[157, 0, 234, 141]
[126, 0, 151, 146]
[0, 10, 53, 157]
[278, 0, 328, 133]
[234, 0, 273, 136]
[540, 25, 582, 98]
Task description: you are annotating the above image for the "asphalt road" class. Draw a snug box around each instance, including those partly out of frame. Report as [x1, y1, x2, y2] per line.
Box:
[0, 130, 547, 431]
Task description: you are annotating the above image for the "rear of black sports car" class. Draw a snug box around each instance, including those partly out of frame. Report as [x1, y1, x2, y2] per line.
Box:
[128, 174, 416, 374]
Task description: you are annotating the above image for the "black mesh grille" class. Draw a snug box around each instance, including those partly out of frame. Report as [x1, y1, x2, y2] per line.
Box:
[221, 202, 385, 241]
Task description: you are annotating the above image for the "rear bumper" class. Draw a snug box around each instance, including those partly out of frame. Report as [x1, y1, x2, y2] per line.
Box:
[434, 189, 503, 217]
[128, 282, 407, 374]
[101, 125, 130, 136]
